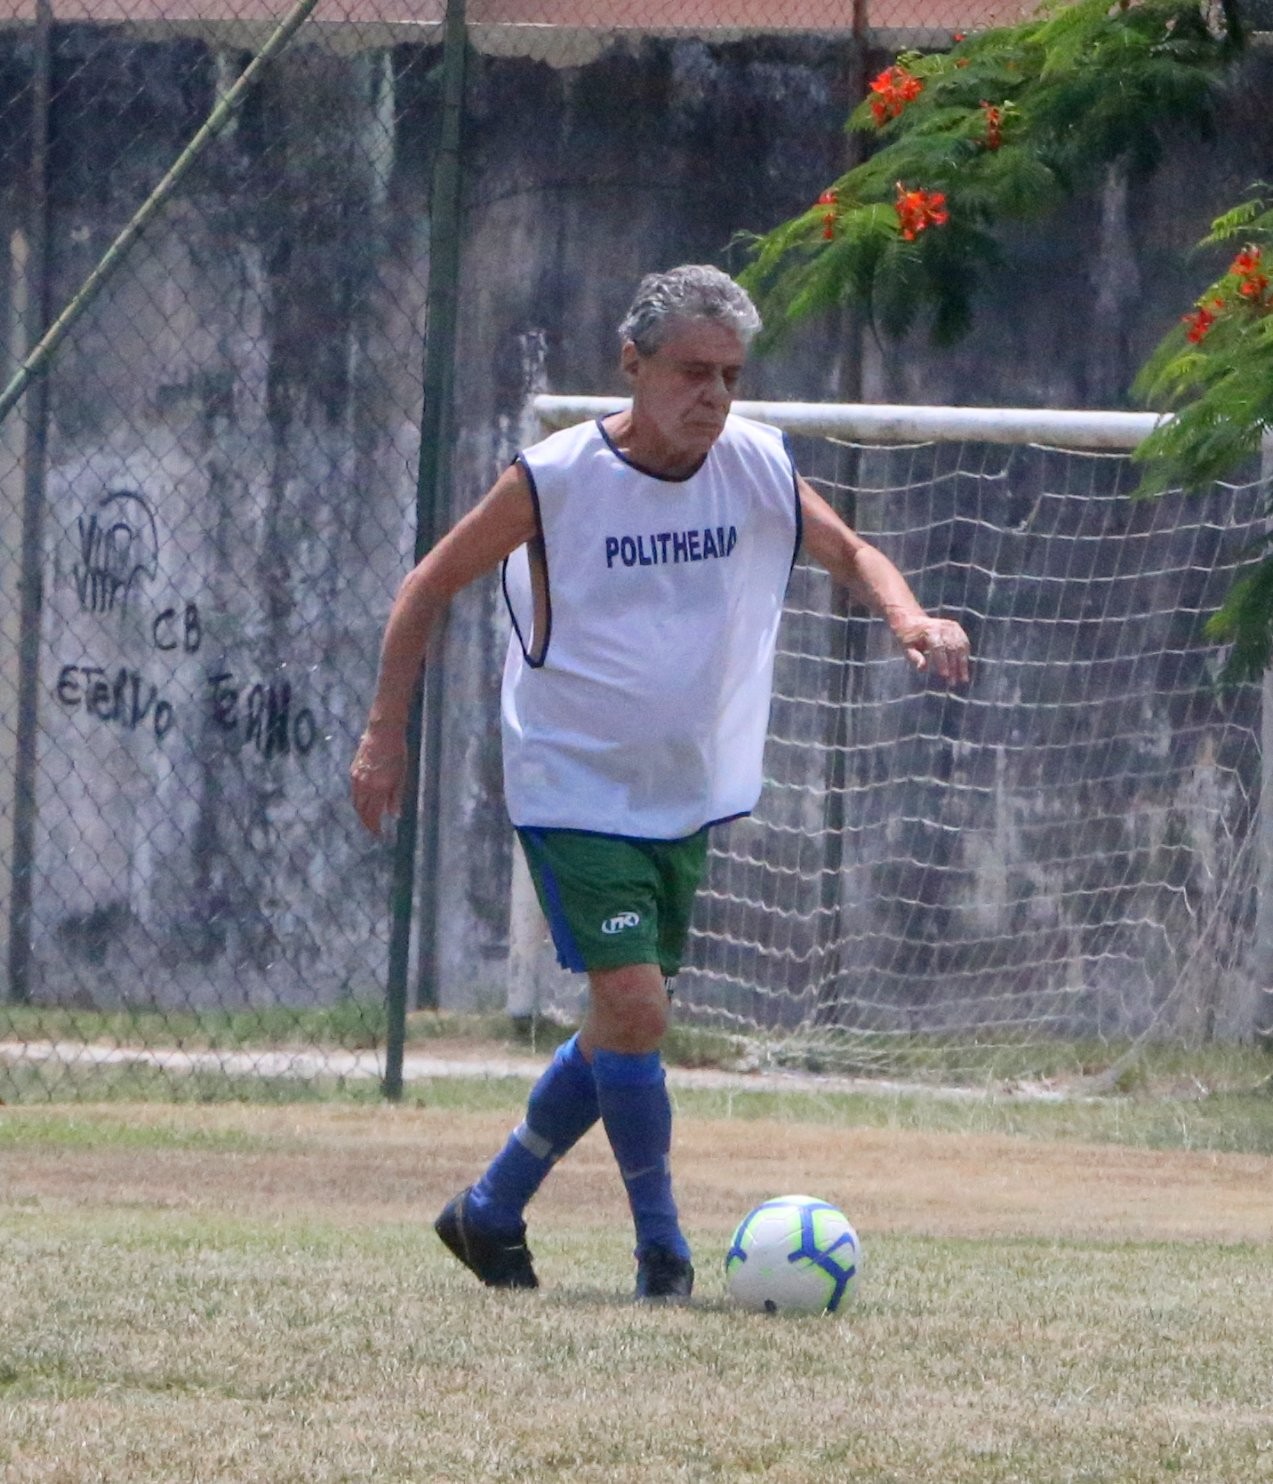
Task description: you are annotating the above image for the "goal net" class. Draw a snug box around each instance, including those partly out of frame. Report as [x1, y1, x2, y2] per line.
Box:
[530, 397, 1269, 1085]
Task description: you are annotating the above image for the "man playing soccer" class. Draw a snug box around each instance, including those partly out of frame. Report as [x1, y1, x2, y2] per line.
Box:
[350, 264, 970, 1301]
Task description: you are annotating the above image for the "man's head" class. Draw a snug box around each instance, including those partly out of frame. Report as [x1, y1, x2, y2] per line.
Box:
[617, 264, 762, 358]
[616, 266, 761, 471]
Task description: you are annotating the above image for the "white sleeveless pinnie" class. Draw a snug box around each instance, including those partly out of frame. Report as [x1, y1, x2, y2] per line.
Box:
[501, 412, 801, 839]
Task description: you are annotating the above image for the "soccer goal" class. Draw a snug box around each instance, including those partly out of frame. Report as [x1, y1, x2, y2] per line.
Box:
[524, 395, 1272, 1086]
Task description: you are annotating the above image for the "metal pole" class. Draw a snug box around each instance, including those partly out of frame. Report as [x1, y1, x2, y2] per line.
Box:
[414, 0, 469, 1016]
[382, 0, 468, 1098]
[816, 0, 870, 1018]
[7, 0, 53, 1005]
[1254, 431, 1273, 1047]
[0, 0, 323, 431]
[1258, 670, 1273, 1047]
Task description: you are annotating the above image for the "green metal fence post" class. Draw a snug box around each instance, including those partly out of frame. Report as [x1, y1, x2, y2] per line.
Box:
[382, 0, 468, 1098]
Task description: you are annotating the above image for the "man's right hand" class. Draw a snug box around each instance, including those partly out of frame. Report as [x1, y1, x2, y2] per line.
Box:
[348, 461, 539, 840]
[350, 726, 408, 837]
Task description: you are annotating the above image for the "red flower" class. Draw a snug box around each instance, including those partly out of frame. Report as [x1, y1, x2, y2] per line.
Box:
[1182, 297, 1226, 343]
[868, 66, 923, 126]
[894, 183, 949, 241]
[1182, 304, 1216, 343]
[817, 188, 837, 240]
[1230, 246, 1262, 278]
[1222, 243, 1264, 307]
[1228, 246, 1271, 307]
[980, 101, 1003, 151]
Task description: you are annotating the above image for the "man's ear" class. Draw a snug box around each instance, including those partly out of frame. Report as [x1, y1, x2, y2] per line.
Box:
[620, 339, 641, 382]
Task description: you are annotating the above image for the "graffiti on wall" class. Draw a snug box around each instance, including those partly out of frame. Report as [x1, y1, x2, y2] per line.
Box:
[55, 662, 177, 740]
[59, 486, 321, 756]
[72, 489, 159, 617]
[207, 673, 318, 759]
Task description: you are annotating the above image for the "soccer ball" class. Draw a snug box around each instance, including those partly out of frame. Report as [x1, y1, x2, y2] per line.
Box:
[724, 1195, 860, 1315]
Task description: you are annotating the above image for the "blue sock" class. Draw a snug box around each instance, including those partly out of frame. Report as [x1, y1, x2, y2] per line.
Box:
[592, 1049, 690, 1262]
[468, 1034, 600, 1236]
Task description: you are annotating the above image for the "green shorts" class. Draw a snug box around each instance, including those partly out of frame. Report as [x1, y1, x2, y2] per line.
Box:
[516, 826, 710, 978]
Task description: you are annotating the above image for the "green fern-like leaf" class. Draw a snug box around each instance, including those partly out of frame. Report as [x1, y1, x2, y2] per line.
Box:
[1133, 199, 1273, 496]
[745, 0, 1245, 347]
[1204, 557, 1273, 682]
[1033, 0, 1112, 76]
[1199, 191, 1273, 247]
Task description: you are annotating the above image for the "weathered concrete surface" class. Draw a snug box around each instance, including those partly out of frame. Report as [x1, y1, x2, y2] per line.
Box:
[0, 24, 1266, 1035]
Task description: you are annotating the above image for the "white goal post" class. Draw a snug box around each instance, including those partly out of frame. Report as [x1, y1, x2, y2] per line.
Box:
[510, 396, 1272, 1083]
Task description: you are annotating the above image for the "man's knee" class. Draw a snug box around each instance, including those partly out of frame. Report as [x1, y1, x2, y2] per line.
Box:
[584, 963, 669, 1053]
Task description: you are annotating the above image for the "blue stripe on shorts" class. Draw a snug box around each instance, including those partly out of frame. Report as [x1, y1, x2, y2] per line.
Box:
[521, 828, 588, 973]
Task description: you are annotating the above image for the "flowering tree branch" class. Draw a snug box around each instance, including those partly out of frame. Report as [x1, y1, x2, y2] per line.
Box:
[1132, 198, 1273, 676]
[740, 0, 1245, 346]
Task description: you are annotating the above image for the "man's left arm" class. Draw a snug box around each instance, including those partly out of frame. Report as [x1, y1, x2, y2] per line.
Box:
[798, 476, 971, 686]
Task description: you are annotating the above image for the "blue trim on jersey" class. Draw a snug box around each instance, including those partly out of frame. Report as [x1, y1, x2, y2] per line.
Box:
[782, 431, 804, 574]
[501, 456, 553, 669]
[519, 827, 587, 972]
[506, 816, 734, 845]
[595, 416, 710, 484]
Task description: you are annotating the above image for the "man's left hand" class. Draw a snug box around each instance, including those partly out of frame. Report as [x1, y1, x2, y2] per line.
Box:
[350, 726, 408, 837]
[896, 617, 971, 686]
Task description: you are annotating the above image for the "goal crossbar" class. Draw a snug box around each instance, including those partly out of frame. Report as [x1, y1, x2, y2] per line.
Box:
[533, 395, 1167, 451]
[515, 393, 1268, 1085]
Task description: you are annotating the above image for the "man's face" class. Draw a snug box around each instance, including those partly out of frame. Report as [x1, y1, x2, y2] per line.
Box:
[623, 318, 747, 465]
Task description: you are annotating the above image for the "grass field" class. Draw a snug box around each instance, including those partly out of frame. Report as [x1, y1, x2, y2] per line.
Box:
[3, 1074, 1272, 1483]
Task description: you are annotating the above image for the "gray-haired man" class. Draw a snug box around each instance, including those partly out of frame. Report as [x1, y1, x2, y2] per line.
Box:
[351, 264, 970, 1300]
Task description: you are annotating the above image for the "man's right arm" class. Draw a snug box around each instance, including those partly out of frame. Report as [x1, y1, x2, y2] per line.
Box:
[350, 461, 538, 837]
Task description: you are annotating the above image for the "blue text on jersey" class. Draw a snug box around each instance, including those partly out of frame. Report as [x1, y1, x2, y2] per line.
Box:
[604, 525, 738, 570]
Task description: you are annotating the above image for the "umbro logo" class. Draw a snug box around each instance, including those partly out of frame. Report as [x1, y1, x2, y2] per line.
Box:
[600, 911, 641, 935]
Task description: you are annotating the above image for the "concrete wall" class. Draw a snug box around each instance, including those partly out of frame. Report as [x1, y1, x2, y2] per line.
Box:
[0, 23, 1267, 1027]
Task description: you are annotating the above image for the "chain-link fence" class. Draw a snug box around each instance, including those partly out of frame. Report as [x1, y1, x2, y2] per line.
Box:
[0, 0, 1009, 1100]
[0, 5, 444, 1099]
[4, 1, 1266, 1101]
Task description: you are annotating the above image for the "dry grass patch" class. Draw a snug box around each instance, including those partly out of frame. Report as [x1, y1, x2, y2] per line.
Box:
[2, 1098, 1271, 1483]
[8, 1098, 1268, 1242]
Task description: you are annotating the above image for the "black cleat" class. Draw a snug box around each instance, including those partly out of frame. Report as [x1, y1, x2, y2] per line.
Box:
[635, 1247, 694, 1303]
[434, 1188, 539, 1290]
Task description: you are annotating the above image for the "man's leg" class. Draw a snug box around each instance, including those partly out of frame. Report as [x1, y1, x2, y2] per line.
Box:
[434, 1032, 600, 1289]
[467, 1031, 600, 1233]
[582, 963, 694, 1298]
[435, 827, 701, 1295]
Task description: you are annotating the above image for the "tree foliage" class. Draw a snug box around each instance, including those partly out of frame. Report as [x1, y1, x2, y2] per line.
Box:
[743, 0, 1273, 674]
[740, 0, 1245, 346]
[1134, 196, 1273, 676]
[1134, 195, 1273, 493]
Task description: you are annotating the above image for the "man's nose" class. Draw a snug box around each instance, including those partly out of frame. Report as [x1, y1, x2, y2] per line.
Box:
[701, 370, 731, 408]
